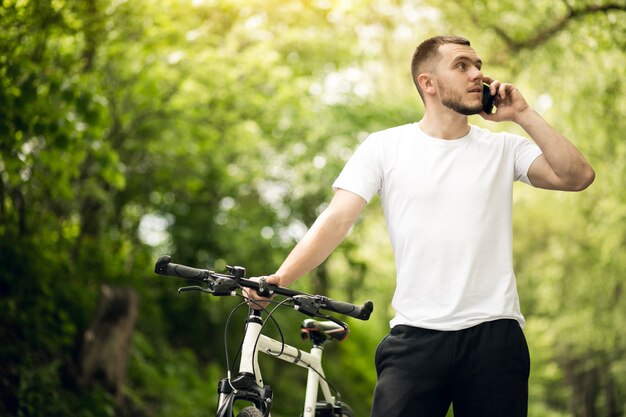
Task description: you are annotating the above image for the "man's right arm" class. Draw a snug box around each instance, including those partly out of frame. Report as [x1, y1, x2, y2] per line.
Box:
[267, 188, 367, 288]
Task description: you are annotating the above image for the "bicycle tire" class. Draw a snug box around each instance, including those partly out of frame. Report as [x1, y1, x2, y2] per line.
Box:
[236, 406, 264, 417]
[337, 402, 355, 417]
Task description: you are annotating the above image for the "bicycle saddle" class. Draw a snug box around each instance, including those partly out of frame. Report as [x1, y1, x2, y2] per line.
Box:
[300, 319, 349, 342]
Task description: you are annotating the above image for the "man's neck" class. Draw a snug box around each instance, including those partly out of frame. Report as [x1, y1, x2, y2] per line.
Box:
[418, 106, 470, 140]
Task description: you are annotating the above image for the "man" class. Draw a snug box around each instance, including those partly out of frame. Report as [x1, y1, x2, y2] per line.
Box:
[250, 35, 594, 416]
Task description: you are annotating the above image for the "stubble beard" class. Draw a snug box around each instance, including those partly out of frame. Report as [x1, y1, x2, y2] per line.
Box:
[437, 80, 483, 116]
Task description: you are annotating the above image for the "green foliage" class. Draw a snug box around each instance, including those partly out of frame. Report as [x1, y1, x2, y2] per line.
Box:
[127, 332, 219, 417]
[1, 0, 624, 416]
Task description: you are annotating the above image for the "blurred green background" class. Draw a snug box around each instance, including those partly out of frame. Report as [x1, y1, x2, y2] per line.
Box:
[1, 0, 624, 416]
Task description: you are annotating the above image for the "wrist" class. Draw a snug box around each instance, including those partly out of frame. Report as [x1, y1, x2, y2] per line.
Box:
[272, 271, 290, 287]
[513, 106, 536, 127]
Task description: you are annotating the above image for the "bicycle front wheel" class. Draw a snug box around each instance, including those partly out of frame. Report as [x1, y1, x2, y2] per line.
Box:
[236, 406, 264, 417]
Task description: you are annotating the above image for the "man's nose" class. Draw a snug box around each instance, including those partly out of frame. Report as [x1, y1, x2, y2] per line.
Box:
[469, 66, 483, 81]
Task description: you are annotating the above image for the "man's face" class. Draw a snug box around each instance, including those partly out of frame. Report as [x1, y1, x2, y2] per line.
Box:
[433, 43, 484, 115]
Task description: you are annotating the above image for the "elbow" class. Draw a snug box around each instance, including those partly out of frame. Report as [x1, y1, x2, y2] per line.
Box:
[571, 166, 596, 191]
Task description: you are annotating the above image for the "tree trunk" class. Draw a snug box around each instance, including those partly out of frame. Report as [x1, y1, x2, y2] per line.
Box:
[76, 285, 138, 403]
[566, 357, 600, 417]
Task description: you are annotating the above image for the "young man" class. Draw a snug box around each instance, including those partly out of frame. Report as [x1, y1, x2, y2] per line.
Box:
[250, 35, 594, 416]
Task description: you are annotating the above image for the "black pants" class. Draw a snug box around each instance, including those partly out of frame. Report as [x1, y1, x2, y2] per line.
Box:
[371, 319, 530, 417]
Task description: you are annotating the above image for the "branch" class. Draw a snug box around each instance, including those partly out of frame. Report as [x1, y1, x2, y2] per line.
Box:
[491, 2, 626, 50]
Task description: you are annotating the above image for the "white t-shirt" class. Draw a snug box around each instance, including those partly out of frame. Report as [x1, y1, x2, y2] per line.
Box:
[333, 123, 543, 330]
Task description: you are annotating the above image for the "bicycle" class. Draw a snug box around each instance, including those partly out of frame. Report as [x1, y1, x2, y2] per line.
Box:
[154, 255, 374, 417]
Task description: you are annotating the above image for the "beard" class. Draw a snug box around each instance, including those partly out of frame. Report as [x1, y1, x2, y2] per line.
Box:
[437, 80, 483, 115]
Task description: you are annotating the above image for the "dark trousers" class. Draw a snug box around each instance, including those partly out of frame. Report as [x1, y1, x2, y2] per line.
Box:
[371, 319, 530, 417]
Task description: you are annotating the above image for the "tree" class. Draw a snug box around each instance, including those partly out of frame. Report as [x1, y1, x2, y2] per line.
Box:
[1, 0, 624, 416]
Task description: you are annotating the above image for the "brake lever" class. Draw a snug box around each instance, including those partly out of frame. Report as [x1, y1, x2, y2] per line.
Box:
[292, 295, 322, 317]
[178, 285, 213, 294]
[210, 277, 239, 296]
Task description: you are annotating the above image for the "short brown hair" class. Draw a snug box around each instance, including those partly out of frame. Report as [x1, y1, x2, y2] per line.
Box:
[411, 35, 471, 99]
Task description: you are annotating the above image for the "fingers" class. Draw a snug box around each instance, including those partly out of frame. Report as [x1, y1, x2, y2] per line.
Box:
[265, 274, 281, 285]
[244, 274, 281, 310]
[480, 110, 494, 120]
[247, 297, 269, 311]
[482, 77, 499, 96]
[484, 78, 510, 99]
[498, 83, 514, 100]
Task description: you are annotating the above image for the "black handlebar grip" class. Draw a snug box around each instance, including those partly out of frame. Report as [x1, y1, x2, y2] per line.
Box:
[359, 300, 374, 320]
[154, 255, 210, 281]
[155, 255, 173, 274]
[324, 298, 374, 321]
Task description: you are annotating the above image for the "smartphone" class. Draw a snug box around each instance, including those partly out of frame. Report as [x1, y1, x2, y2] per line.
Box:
[482, 84, 495, 114]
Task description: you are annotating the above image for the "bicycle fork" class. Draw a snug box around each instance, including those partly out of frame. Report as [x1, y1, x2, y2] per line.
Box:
[216, 311, 273, 417]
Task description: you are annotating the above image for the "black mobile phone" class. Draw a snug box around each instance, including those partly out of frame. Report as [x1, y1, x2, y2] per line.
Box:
[482, 84, 495, 114]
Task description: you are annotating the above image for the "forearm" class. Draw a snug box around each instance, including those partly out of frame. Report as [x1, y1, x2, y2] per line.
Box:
[515, 108, 595, 190]
[273, 190, 366, 287]
[274, 209, 355, 287]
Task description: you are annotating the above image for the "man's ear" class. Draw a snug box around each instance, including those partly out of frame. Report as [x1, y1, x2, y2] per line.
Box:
[417, 73, 435, 95]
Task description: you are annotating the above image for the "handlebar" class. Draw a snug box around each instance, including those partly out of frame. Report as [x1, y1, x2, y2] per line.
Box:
[154, 255, 373, 321]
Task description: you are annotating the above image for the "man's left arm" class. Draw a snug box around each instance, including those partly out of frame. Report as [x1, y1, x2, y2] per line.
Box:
[482, 78, 595, 191]
[516, 109, 595, 191]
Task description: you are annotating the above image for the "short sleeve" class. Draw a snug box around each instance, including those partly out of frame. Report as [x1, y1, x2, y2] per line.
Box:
[510, 134, 543, 185]
[332, 135, 384, 203]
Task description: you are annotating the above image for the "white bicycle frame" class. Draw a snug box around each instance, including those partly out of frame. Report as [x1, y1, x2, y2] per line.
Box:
[218, 313, 336, 417]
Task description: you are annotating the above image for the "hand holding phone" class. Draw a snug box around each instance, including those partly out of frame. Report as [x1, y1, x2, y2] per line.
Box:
[482, 83, 495, 114]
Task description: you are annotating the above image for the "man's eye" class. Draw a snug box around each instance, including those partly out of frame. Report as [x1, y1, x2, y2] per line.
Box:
[457, 63, 466, 70]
